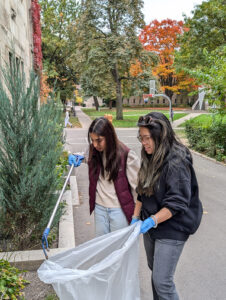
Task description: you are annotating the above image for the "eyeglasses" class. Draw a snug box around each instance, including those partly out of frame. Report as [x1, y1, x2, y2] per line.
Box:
[138, 115, 153, 125]
[137, 135, 152, 143]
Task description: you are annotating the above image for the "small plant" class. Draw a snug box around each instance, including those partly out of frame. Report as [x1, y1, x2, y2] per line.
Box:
[44, 294, 59, 300]
[0, 259, 29, 300]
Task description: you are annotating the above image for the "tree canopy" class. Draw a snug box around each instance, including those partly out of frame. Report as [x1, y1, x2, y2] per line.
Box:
[176, 0, 226, 68]
[139, 19, 198, 99]
[72, 0, 155, 119]
[175, 0, 226, 110]
[40, 0, 80, 103]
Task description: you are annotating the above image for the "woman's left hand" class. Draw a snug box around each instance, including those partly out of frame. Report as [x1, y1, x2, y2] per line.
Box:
[140, 217, 156, 234]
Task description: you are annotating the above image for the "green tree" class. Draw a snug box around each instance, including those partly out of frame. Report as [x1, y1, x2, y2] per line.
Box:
[40, 0, 80, 103]
[175, 0, 226, 110]
[73, 0, 147, 120]
[185, 46, 226, 113]
[77, 46, 116, 110]
[0, 55, 63, 250]
[176, 0, 226, 68]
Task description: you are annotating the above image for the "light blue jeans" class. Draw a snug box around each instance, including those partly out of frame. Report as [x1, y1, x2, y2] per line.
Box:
[94, 203, 128, 237]
[143, 233, 185, 300]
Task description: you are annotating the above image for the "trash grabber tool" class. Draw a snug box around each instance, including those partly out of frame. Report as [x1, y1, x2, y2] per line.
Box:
[42, 163, 74, 259]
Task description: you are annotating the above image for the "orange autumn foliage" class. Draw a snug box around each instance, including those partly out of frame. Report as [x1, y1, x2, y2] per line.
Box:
[40, 73, 52, 103]
[130, 60, 143, 77]
[139, 19, 197, 96]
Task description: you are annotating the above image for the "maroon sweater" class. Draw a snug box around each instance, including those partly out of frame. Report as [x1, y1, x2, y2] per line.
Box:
[88, 144, 135, 223]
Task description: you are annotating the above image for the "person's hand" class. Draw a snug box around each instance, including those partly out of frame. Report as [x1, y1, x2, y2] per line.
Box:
[130, 217, 139, 225]
[140, 217, 156, 234]
[68, 154, 84, 167]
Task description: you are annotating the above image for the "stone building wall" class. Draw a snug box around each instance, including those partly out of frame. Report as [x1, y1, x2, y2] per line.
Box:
[0, 0, 33, 76]
[123, 93, 197, 107]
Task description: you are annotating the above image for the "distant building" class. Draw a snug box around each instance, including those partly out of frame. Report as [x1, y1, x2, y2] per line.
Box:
[0, 0, 34, 77]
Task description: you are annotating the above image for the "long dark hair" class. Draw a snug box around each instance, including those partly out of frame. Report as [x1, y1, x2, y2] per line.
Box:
[88, 117, 121, 181]
[137, 112, 192, 196]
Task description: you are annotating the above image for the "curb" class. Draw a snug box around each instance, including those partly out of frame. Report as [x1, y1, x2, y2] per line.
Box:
[0, 176, 79, 271]
[190, 149, 226, 167]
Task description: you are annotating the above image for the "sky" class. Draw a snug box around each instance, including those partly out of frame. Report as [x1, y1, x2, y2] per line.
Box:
[142, 0, 204, 24]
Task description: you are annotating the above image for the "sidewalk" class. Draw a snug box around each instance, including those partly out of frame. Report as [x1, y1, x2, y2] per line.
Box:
[74, 106, 92, 128]
[172, 112, 207, 128]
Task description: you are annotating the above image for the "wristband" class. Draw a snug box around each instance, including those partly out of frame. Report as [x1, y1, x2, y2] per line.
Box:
[150, 215, 158, 228]
[132, 215, 140, 220]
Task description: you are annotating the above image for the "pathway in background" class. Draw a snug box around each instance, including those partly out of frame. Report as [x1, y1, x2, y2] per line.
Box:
[172, 112, 206, 128]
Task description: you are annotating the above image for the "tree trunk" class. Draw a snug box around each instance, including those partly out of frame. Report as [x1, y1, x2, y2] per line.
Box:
[109, 100, 113, 109]
[112, 65, 123, 120]
[93, 96, 99, 110]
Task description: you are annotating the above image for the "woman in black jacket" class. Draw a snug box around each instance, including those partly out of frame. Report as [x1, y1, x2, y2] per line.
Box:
[131, 112, 203, 300]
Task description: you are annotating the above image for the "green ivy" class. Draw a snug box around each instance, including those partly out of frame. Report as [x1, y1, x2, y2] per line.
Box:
[0, 259, 29, 300]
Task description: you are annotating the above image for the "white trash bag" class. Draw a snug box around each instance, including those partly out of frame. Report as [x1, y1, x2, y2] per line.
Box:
[38, 222, 141, 300]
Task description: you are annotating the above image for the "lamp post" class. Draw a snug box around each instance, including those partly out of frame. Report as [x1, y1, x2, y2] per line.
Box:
[149, 80, 173, 123]
[153, 94, 173, 123]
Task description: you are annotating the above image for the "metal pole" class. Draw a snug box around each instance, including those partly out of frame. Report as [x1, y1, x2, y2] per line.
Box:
[153, 94, 173, 123]
[47, 164, 74, 229]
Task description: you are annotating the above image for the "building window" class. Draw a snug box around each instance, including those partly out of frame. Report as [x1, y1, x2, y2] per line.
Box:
[16, 57, 20, 72]
[157, 99, 159, 104]
[9, 52, 13, 72]
[133, 98, 136, 104]
[175, 99, 177, 104]
[163, 99, 165, 104]
[21, 61, 24, 74]
[11, 8, 17, 20]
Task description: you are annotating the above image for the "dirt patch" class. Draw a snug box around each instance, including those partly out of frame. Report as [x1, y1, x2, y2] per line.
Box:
[23, 271, 58, 300]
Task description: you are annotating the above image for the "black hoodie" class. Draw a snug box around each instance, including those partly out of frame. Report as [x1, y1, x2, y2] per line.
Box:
[138, 152, 203, 241]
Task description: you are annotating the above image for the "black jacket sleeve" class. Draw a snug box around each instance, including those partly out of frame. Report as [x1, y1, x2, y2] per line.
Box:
[161, 163, 191, 215]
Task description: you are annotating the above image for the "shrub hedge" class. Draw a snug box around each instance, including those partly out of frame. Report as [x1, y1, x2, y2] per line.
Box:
[185, 117, 226, 162]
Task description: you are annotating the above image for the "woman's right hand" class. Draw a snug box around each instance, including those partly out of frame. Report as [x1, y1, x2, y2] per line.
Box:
[68, 154, 84, 167]
[140, 217, 156, 234]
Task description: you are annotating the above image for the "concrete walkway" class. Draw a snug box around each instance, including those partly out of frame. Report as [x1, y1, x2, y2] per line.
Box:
[74, 106, 92, 128]
[172, 112, 207, 128]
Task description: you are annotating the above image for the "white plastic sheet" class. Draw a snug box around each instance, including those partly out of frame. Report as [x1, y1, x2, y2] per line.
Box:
[38, 222, 141, 300]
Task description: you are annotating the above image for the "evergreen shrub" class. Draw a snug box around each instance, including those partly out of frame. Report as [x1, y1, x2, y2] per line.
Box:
[0, 55, 64, 250]
[185, 116, 226, 162]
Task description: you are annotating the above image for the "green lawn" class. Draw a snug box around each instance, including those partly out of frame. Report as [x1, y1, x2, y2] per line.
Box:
[82, 108, 187, 128]
[179, 113, 226, 128]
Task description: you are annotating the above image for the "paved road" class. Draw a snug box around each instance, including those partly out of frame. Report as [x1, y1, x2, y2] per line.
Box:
[65, 127, 226, 300]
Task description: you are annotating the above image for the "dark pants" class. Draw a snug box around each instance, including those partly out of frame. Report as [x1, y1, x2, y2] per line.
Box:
[143, 233, 185, 300]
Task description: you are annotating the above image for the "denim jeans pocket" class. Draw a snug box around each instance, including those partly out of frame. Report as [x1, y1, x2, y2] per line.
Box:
[156, 238, 185, 246]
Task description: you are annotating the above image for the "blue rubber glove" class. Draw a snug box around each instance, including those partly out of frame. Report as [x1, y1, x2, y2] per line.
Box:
[68, 154, 84, 167]
[130, 218, 139, 225]
[140, 217, 156, 234]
